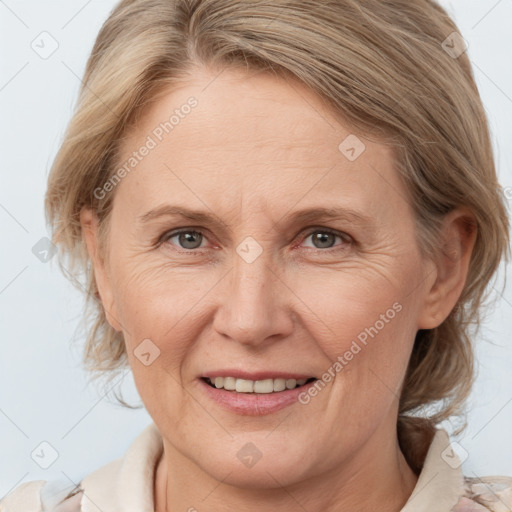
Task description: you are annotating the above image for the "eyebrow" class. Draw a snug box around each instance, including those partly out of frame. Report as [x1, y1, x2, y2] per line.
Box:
[137, 205, 375, 232]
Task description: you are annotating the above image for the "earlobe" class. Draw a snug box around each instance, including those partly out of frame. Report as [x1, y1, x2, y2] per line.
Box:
[417, 207, 477, 330]
[80, 208, 123, 332]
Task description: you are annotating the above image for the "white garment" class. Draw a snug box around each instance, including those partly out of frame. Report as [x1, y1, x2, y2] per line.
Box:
[1, 423, 511, 511]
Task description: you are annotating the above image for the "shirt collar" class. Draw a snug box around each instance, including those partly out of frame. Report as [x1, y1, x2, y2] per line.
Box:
[80, 422, 163, 512]
[401, 427, 465, 511]
[79, 423, 464, 512]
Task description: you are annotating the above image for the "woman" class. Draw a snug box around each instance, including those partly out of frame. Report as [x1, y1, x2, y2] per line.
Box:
[2, 0, 511, 511]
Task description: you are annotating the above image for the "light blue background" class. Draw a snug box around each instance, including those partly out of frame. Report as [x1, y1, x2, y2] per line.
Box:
[1, 0, 511, 499]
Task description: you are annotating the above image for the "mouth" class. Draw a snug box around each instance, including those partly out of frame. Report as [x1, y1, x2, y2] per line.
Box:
[198, 370, 321, 415]
[201, 376, 317, 393]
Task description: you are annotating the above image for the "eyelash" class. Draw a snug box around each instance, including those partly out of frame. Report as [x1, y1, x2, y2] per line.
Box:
[158, 227, 353, 254]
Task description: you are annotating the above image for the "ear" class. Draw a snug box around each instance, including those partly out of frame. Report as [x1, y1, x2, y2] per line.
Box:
[80, 207, 122, 332]
[417, 207, 477, 329]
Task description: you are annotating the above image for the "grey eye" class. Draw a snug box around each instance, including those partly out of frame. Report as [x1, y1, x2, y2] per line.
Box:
[167, 230, 205, 250]
[308, 231, 338, 249]
[302, 229, 347, 250]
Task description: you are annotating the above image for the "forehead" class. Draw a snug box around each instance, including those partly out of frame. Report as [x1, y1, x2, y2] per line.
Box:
[114, 67, 410, 225]
[130, 68, 356, 157]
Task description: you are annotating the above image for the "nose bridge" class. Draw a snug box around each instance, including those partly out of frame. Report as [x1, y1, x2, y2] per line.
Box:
[214, 238, 291, 346]
[233, 242, 273, 304]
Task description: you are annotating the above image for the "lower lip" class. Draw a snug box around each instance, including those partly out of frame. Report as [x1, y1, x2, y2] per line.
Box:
[198, 378, 317, 416]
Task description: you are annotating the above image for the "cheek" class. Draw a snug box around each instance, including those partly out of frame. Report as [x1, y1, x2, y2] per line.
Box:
[112, 262, 202, 419]
[110, 259, 208, 338]
[291, 264, 421, 415]
[108, 258, 222, 391]
[292, 264, 417, 358]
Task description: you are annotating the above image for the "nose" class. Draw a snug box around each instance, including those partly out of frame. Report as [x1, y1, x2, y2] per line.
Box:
[212, 244, 295, 348]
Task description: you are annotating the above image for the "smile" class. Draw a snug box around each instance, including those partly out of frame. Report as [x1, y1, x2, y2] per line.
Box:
[198, 374, 320, 415]
[202, 376, 317, 393]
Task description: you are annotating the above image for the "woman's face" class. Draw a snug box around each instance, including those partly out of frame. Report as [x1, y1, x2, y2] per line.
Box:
[85, 67, 443, 487]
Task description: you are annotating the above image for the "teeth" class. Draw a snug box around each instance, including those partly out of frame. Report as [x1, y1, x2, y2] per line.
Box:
[223, 377, 236, 391]
[236, 379, 254, 393]
[206, 376, 312, 393]
[285, 378, 297, 389]
[273, 379, 286, 392]
[254, 379, 274, 393]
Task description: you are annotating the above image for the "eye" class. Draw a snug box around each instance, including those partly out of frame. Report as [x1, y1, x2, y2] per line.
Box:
[161, 229, 207, 250]
[159, 227, 352, 252]
[299, 228, 352, 251]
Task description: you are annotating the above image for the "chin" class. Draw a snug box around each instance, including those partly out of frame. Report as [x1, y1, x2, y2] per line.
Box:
[203, 455, 311, 490]
[187, 435, 316, 490]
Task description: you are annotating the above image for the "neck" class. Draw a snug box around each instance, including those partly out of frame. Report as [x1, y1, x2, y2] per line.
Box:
[154, 419, 419, 512]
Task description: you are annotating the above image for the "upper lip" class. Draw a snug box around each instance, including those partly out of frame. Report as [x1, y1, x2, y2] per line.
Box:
[201, 370, 316, 381]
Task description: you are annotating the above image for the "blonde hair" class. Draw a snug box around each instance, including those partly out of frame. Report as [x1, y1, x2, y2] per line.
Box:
[45, 0, 510, 465]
